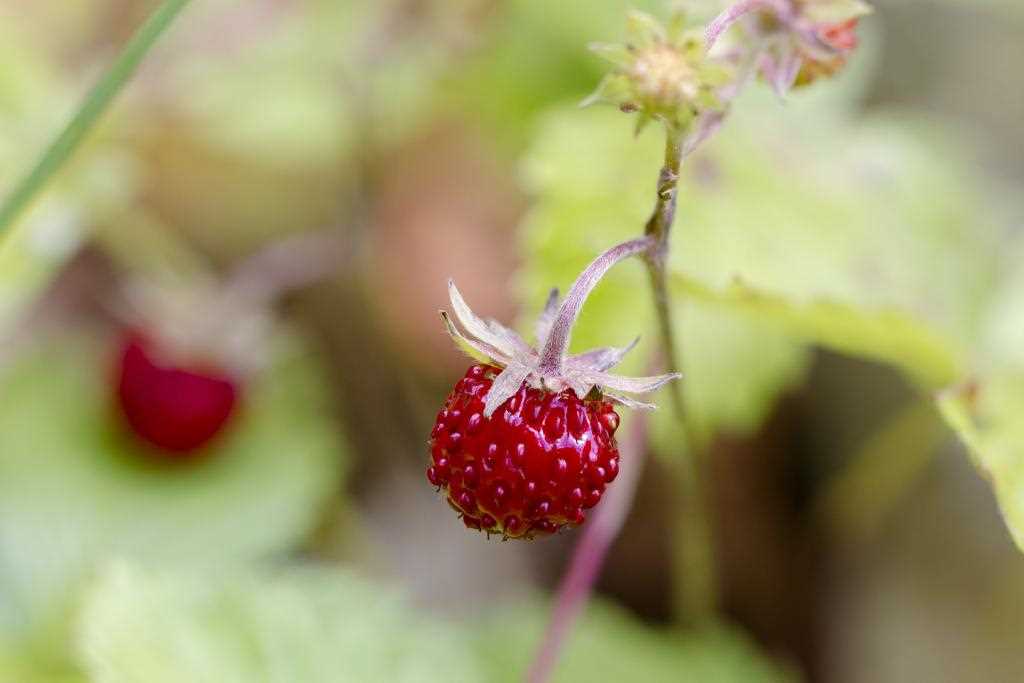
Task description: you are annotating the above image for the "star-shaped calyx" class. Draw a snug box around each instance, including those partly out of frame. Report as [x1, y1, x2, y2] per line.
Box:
[441, 236, 679, 417]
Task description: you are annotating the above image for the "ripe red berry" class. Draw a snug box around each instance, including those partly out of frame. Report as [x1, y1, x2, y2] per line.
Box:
[115, 334, 239, 456]
[428, 364, 622, 540]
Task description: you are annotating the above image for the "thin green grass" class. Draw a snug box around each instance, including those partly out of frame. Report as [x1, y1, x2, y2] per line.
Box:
[0, 0, 193, 238]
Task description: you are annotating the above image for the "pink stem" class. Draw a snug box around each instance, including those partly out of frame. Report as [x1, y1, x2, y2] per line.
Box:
[526, 412, 650, 683]
[224, 230, 347, 307]
[537, 236, 655, 375]
[704, 0, 792, 50]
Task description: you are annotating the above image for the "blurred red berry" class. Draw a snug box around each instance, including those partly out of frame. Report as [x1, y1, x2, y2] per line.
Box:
[115, 334, 239, 456]
[428, 364, 622, 540]
[821, 18, 860, 52]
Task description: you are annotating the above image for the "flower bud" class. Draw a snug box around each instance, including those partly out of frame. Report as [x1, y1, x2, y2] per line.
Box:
[586, 10, 732, 134]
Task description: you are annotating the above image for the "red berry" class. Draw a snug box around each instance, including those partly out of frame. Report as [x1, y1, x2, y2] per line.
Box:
[821, 18, 860, 52]
[115, 334, 239, 457]
[428, 364, 622, 540]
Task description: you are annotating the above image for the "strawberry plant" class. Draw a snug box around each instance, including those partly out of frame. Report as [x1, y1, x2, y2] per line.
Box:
[1, 0, 1023, 681]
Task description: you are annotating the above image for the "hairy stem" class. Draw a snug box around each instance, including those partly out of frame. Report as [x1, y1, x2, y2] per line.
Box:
[705, 0, 793, 50]
[527, 412, 650, 683]
[529, 122, 722, 683]
[537, 235, 656, 375]
[644, 125, 719, 625]
[0, 0, 194, 239]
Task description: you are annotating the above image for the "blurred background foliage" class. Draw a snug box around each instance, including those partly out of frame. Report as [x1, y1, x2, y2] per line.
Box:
[1, 0, 1024, 681]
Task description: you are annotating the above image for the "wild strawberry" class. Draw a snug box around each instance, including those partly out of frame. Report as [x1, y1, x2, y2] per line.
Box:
[115, 333, 239, 456]
[430, 237, 680, 539]
[429, 364, 622, 539]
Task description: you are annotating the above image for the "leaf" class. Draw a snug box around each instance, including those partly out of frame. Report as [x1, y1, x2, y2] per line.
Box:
[439, 0, 664, 151]
[76, 562, 792, 683]
[938, 377, 1024, 552]
[0, 335, 346, 641]
[938, 238, 1024, 552]
[671, 273, 964, 388]
[517, 82, 997, 442]
[476, 601, 797, 682]
[77, 562, 482, 683]
[517, 106, 811, 440]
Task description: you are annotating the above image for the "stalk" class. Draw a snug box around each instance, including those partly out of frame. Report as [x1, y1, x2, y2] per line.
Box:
[527, 412, 650, 683]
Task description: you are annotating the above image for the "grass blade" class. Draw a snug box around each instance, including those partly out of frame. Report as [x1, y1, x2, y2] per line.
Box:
[0, 0, 193, 238]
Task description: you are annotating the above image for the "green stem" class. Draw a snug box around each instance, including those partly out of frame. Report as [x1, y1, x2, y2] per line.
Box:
[0, 0, 194, 239]
[644, 124, 719, 625]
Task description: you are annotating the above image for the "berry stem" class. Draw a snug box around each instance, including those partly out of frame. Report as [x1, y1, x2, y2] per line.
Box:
[705, 0, 793, 51]
[643, 124, 720, 625]
[526, 412, 650, 683]
[531, 125, 720, 683]
[537, 235, 656, 375]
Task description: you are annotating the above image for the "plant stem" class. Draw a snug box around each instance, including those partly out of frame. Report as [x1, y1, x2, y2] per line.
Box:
[705, 0, 792, 50]
[527, 412, 650, 683]
[538, 236, 656, 375]
[643, 125, 719, 625]
[0, 0, 194, 240]
[528, 124, 719, 683]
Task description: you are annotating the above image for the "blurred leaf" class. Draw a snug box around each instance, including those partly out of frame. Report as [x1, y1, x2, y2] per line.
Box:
[440, 0, 662, 150]
[938, 239, 1024, 553]
[0, 336, 345, 641]
[938, 376, 1024, 552]
[134, 0, 464, 254]
[518, 106, 809, 441]
[77, 562, 480, 683]
[670, 273, 962, 388]
[76, 561, 792, 683]
[518, 83, 996, 440]
[972, 239, 1024, 375]
[477, 601, 796, 682]
[0, 654, 84, 683]
[668, 88, 995, 388]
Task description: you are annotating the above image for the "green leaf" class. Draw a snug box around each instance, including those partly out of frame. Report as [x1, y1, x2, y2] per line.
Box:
[76, 562, 792, 683]
[938, 377, 1024, 552]
[439, 0, 663, 150]
[0, 654, 84, 683]
[518, 84, 997, 440]
[670, 274, 964, 388]
[938, 238, 1024, 552]
[477, 601, 797, 682]
[0, 336, 346, 641]
[77, 562, 481, 683]
[518, 106, 810, 440]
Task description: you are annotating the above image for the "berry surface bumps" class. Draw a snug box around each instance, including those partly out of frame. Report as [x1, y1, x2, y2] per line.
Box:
[428, 364, 622, 539]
